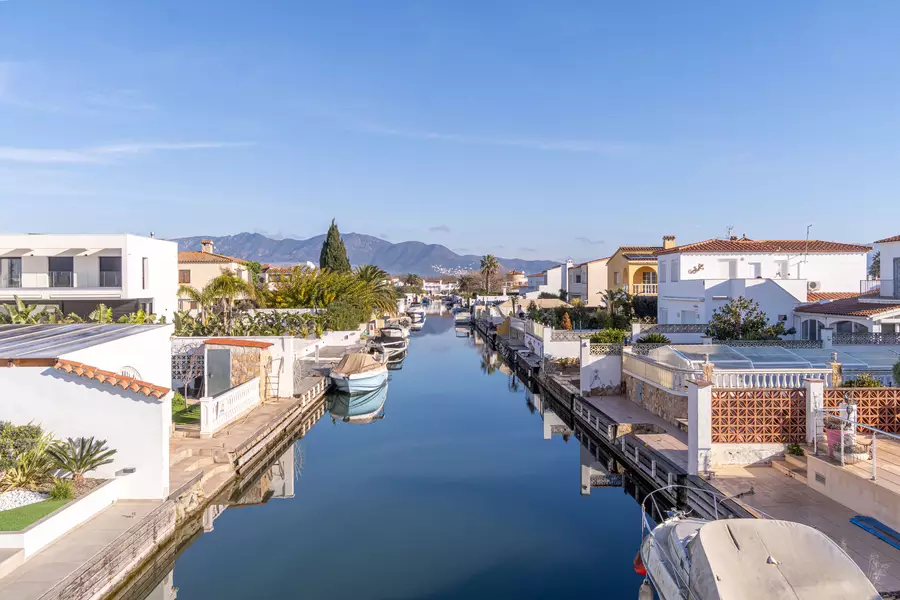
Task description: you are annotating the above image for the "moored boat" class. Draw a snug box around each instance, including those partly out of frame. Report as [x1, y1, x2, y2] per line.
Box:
[407, 303, 425, 322]
[329, 383, 388, 423]
[330, 353, 389, 394]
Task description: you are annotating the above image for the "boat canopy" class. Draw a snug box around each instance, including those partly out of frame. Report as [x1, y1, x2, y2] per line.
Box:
[332, 353, 383, 375]
[688, 519, 880, 599]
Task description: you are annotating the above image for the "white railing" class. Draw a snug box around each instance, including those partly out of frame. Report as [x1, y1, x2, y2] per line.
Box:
[622, 351, 696, 395]
[525, 320, 545, 340]
[813, 408, 900, 480]
[630, 283, 658, 295]
[200, 377, 261, 436]
[712, 369, 831, 389]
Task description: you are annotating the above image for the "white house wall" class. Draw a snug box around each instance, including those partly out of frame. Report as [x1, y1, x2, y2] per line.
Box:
[879, 241, 900, 298]
[124, 234, 178, 320]
[0, 369, 170, 499]
[63, 325, 174, 388]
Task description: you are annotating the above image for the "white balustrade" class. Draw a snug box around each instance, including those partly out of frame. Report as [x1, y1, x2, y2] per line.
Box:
[622, 351, 696, 395]
[200, 377, 261, 436]
[711, 369, 831, 389]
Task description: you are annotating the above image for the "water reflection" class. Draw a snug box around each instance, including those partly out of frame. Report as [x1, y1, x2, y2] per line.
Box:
[327, 384, 388, 424]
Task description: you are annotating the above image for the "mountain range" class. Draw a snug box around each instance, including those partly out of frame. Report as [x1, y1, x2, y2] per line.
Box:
[172, 232, 559, 276]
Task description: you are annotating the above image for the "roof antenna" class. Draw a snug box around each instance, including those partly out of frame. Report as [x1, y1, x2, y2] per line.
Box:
[725, 225, 734, 240]
[804, 224, 812, 263]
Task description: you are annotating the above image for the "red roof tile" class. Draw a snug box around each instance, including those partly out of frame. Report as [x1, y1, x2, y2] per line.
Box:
[807, 292, 861, 302]
[54, 360, 170, 398]
[795, 297, 900, 317]
[203, 338, 273, 348]
[875, 235, 900, 244]
[657, 238, 871, 256]
[178, 251, 247, 265]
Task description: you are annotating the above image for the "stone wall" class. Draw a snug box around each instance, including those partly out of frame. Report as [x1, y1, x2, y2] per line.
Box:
[623, 372, 687, 425]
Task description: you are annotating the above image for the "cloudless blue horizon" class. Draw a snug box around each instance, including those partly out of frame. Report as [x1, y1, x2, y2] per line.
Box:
[2, 1, 899, 262]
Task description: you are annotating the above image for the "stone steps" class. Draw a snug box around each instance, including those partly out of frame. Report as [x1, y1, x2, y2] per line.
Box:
[785, 452, 808, 470]
[772, 458, 808, 484]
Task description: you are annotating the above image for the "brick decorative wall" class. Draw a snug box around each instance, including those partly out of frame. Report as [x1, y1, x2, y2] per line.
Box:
[623, 372, 687, 425]
[824, 387, 900, 433]
[711, 388, 806, 443]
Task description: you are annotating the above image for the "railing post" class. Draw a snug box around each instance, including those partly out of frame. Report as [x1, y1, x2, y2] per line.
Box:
[804, 378, 824, 446]
[688, 378, 713, 476]
[872, 433, 877, 481]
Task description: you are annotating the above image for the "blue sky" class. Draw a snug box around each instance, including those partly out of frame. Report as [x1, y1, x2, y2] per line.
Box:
[2, 1, 899, 262]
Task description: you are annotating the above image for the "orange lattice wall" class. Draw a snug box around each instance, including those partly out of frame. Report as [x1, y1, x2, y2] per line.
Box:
[711, 388, 806, 443]
[824, 388, 900, 433]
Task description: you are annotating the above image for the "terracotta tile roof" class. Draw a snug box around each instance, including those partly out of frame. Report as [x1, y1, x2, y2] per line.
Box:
[527, 272, 545, 278]
[658, 238, 871, 256]
[54, 359, 170, 398]
[795, 297, 900, 317]
[203, 338, 273, 348]
[807, 292, 861, 302]
[178, 250, 247, 265]
[875, 235, 900, 244]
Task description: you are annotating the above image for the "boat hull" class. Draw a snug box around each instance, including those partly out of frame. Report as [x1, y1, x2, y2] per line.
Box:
[331, 370, 389, 394]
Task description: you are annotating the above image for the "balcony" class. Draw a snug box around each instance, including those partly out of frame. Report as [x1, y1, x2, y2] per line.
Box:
[629, 283, 658, 296]
[862, 279, 896, 298]
[99, 271, 122, 288]
[49, 271, 73, 288]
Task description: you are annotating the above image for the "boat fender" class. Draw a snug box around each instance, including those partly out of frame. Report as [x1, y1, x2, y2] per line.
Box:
[638, 579, 654, 600]
[633, 550, 647, 576]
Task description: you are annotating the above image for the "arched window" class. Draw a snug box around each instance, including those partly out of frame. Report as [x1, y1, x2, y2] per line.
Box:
[834, 321, 869, 334]
[801, 319, 825, 340]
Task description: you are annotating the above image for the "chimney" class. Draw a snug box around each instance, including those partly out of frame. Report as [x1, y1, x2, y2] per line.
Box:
[201, 239, 214, 254]
[663, 235, 676, 250]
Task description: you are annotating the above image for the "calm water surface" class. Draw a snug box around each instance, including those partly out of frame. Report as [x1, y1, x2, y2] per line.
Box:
[157, 316, 646, 599]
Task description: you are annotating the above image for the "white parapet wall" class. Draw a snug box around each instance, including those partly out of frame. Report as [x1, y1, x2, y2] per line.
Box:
[200, 376, 261, 437]
[0, 476, 122, 558]
[579, 340, 623, 395]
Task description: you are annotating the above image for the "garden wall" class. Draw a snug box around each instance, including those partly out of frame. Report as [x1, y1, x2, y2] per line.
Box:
[579, 342, 623, 395]
[623, 372, 687, 425]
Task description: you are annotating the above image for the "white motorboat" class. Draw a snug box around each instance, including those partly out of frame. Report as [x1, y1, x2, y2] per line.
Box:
[407, 303, 425, 322]
[379, 325, 409, 340]
[368, 335, 408, 356]
[330, 353, 389, 394]
[637, 487, 881, 600]
[453, 310, 471, 324]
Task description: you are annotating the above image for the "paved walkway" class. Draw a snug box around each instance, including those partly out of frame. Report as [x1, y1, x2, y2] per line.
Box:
[0, 501, 160, 600]
[712, 465, 900, 593]
[583, 394, 689, 470]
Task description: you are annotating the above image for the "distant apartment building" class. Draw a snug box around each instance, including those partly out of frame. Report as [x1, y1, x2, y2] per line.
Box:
[423, 279, 458, 295]
[177, 240, 253, 312]
[567, 257, 609, 307]
[655, 235, 870, 332]
[794, 234, 900, 337]
[606, 236, 675, 295]
[0, 233, 177, 320]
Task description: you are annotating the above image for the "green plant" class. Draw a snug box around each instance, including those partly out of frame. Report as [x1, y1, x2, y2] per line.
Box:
[706, 296, 793, 340]
[843, 373, 884, 388]
[786, 443, 804, 456]
[589, 328, 628, 344]
[893, 360, 900, 387]
[172, 392, 187, 414]
[0, 296, 54, 325]
[88, 304, 114, 323]
[47, 437, 117, 483]
[320, 218, 351, 272]
[869, 251, 880, 279]
[48, 478, 75, 500]
[636, 332, 671, 344]
[1, 433, 55, 490]
[0, 499, 69, 531]
[480, 255, 500, 294]
[0, 422, 44, 471]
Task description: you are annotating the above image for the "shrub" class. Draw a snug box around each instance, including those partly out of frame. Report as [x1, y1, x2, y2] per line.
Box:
[843, 373, 883, 388]
[1, 433, 55, 490]
[0, 422, 44, 471]
[172, 392, 187, 415]
[48, 437, 117, 483]
[49, 478, 75, 500]
[632, 296, 658, 320]
[589, 328, 629, 344]
[786, 443, 804, 457]
[636, 332, 671, 344]
[325, 296, 369, 331]
[560, 312, 573, 331]
[894, 360, 900, 387]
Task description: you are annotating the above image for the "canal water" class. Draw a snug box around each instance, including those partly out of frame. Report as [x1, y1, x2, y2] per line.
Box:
[147, 316, 647, 599]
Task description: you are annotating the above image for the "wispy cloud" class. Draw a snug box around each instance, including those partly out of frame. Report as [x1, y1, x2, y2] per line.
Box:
[575, 237, 605, 246]
[429, 224, 451, 233]
[357, 124, 628, 154]
[0, 142, 254, 164]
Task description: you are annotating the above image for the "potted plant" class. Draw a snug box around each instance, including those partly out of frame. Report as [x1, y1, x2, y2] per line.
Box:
[823, 414, 848, 458]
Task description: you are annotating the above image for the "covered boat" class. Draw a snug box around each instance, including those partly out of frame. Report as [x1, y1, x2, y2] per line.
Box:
[330, 353, 388, 394]
[641, 517, 881, 600]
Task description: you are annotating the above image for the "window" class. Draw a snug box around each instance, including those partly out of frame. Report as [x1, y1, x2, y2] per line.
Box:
[614, 272, 620, 285]
[801, 319, 824, 341]
[749, 262, 762, 278]
[642, 271, 657, 284]
[0, 258, 22, 289]
[179, 269, 191, 284]
[671, 259, 680, 282]
[574, 274, 582, 284]
[142, 257, 149, 289]
[660, 307, 669, 324]
[99, 256, 122, 288]
[48, 256, 74, 288]
[659, 262, 667, 283]
[775, 260, 789, 279]
[190, 301, 198, 310]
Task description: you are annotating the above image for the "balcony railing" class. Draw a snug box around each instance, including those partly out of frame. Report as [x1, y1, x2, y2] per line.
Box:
[861, 279, 896, 296]
[99, 271, 122, 288]
[49, 271, 74, 288]
[627, 283, 658, 295]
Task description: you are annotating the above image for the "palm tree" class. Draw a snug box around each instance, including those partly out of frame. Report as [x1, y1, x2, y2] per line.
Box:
[355, 265, 399, 315]
[179, 269, 255, 328]
[480, 255, 500, 294]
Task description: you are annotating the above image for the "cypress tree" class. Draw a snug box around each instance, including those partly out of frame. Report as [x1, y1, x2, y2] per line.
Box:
[319, 219, 351, 272]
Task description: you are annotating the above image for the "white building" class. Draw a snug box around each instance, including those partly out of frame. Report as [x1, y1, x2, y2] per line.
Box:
[0, 234, 178, 321]
[422, 279, 458, 295]
[0, 324, 174, 499]
[794, 234, 900, 338]
[519, 260, 571, 300]
[656, 236, 870, 327]
[567, 257, 609, 307]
